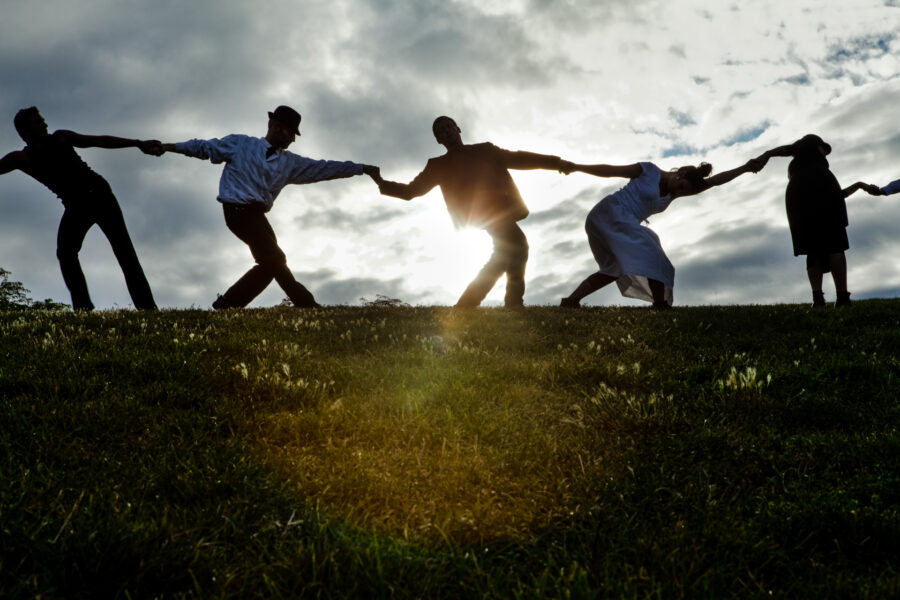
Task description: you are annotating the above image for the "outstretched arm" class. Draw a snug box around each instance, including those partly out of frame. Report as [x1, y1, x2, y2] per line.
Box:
[697, 159, 761, 192]
[751, 144, 796, 171]
[161, 143, 185, 155]
[841, 182, 879, 198]
[561, 162, 643, 179]
[55, 130, 163, 156]
[500, 149, 563, 171]
[0, 150, 26, 176]
[378, 165, 438, 201]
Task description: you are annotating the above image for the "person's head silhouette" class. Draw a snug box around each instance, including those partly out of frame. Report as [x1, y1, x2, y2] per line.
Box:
[432, 116, 463, 149]
[266, 105, 302, 151]
[14, 107, 48, 144]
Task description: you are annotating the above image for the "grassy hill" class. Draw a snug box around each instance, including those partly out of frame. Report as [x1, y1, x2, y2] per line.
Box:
[1, 302, 899, 598]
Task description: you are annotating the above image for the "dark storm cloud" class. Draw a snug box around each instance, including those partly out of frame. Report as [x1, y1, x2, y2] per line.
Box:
[670, 223, 796, 304]
[351, 0, 576, 87]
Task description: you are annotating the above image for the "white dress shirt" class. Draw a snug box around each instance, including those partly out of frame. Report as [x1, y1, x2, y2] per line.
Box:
[175, 134, 364, 211]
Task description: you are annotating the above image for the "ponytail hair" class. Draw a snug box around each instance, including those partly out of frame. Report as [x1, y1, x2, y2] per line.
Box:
[675, 162, 713, 192]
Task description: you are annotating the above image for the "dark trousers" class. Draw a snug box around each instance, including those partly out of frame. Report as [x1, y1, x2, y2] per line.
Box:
[455, 221, 529, 307]
[56, 187, 156, 310]
[219, 204, 317, 307]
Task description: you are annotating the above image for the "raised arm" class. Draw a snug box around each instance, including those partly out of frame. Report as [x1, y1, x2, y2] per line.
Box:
[54, 130, 162, 156]
[0, 150, 26, 176]
[563, 162, 643, 179]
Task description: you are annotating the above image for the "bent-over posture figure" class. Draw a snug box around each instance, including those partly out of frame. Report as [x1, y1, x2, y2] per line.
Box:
[0, 107, 160, 310]
[559, 159, 762, 309]
[161, 105, 380, 309]
[375, 116, 566, 307]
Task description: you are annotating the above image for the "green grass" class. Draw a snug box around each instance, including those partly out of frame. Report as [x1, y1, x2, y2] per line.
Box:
[1, 301, 900, 598]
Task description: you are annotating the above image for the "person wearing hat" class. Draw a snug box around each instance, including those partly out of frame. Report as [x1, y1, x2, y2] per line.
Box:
[161, 105, 380, 309]
[753, 134, 880, 307]
[0, 106, 161, 310]
[372, 115, 568, 308]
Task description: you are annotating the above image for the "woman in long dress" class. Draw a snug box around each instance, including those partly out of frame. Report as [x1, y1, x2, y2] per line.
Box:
[754, 134, 878, 307]
[559, 159, 762, 309]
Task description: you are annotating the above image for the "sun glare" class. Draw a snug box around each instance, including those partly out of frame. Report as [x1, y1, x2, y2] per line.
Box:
[417, 226, 496, 304]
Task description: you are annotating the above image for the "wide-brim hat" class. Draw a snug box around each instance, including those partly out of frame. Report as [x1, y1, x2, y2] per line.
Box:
[268, 105, 301, 135]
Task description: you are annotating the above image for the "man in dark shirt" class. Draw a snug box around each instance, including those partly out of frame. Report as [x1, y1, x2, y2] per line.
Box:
[376, 116, 566, 307]
[0, 107, 161, 310]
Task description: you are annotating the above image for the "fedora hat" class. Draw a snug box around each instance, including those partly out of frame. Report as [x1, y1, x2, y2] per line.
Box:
[268, 105, 301, 135]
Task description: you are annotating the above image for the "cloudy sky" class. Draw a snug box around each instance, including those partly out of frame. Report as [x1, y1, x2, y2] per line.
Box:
[1, 0, 899, 308]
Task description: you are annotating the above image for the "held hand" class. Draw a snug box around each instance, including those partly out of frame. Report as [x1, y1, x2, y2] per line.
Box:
[860, 182, 884, 196]
[362, 164, 382, 184]
[558, 160, 577, 175]
[139, 140, 165, 156]
[746, 157, 767, 173]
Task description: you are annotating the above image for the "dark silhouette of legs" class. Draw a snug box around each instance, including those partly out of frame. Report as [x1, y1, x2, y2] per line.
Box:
[806, 251, 849, 306]
[561, 272, 616, 307]
[561, 273, 668, 308]
[455, 221, 528, 307]
[219, 204, 317, 308]
[56, 192, 157, 311]
[648, 278, 670, 309]
[56, 207, 96, 310]
[95, 197, 157, 309]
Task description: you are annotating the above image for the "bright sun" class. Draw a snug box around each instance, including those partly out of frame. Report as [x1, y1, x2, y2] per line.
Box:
[417, 226, 496, 304]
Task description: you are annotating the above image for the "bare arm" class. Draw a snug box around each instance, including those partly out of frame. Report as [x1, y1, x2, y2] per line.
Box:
[55, 130, 163, 156]
[757, 145, 796, 160]
[378, 178, 434, 200]
[500, 149, 563, 171]
[563, 163, 643, 179]
[0, 150, 26, 176]
[697, 160, 759, 192]
[841, 182, 872, 198]
[378, 164, 438, 201]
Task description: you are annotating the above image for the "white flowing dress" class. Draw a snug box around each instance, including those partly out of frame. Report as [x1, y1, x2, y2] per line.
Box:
[585, 162, 675, 304]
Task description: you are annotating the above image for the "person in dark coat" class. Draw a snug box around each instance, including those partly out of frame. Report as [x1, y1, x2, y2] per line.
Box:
[754, 134, 878, 307]
[373, 116, 568, 308]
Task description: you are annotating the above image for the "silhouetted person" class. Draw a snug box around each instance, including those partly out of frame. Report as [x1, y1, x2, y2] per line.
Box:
[161, 105, 380, 309]
[559, 159, 763, 309]
[374, 116, 566, 307]
[0, 107, 160, 310]
[754, 134, 877, 307]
